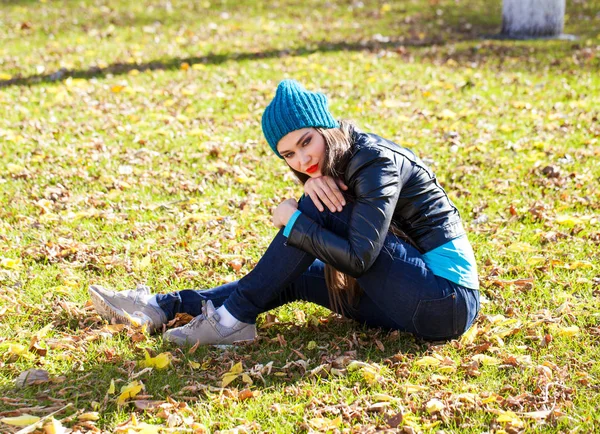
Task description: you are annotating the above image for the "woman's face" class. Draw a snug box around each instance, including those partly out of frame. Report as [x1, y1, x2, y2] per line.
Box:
[277, 128, 326, 178]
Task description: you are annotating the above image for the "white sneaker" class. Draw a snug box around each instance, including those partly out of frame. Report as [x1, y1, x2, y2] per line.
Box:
[163, 300, 256, 346]
[89, 285, 166, 333]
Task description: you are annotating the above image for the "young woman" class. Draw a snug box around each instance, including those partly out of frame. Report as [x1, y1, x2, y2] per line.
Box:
[89, 80, 480, 346]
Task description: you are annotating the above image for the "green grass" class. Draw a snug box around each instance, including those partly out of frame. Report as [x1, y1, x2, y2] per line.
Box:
[1, 0, 599, 432]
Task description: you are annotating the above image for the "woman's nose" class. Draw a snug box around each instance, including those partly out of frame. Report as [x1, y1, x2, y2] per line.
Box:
[299, 151, 311, 164]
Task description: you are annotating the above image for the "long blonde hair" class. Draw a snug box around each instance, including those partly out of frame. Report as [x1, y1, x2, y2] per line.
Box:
[288, 120, 363, 316]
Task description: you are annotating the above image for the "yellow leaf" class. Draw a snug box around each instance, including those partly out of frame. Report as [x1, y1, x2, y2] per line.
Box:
[527, 255, 546, 266]
[437, 365, 456, 374]
[36, 323, 54, 339]
[426, 398, 445, 414]
[222, 362, 244, 387]
[497, 411, 524, 428]
[460, 323, 478, 345]
[308, 416, 342, 430]
[43, 417, 66, 434]
[221, 373, 239, 388]
[6, 163, 25, 174]
[135, 423, 162, 434]
[0, 257, 21, 269]
[564, 261, 593, 270]
[511, 101, 532, 109]
[455, 393, 477, 404]
[77, 412, 100, 421]
[139, 350, 171, 369]
[415, 356, 441, 367]
[0, 73, 12, 80]
[438, 108, 457, 119]
[1, 414, 41, 426]
[187, 128, 206, 136]
[472, 354, 501, 365]
[402, 383, 428, 394]
[508, 242, 536, 253]
[189, 361, 201, 369]
[191, 63, 206, 70]
[111, 85, 125, 93]
[241, 374, 253, 385]
[360, 366, 380, 385]
[429, 374, 449, 383]
[481, 394, 498, 404]
[555, 215, 583, 226]
[117, 381, 143, 405]
[7, 343, 28, 355]
[371, 393, 396, 402]
[229, 361, 243, 375]
[558, 325, 580, 337]
[380, 3, 391, 13]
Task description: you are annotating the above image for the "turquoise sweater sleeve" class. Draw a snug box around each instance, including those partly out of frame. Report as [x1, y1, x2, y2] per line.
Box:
[283, 210, 302, 238]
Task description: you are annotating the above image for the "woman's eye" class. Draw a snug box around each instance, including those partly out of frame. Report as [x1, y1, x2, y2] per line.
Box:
[303, 137, 311, 146]
[284, 153, 294, 159]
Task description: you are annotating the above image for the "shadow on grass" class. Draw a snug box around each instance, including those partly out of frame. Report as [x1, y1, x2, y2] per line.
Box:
[0, 315, 432, 425]
[2, 0, 598, 89]
[0, 38, 460, 89]
[2, 36, 595, 91]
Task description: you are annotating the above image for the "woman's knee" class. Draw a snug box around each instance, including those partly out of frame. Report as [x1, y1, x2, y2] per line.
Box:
[297, 196, 353, 236]
[297, 196, 323, 221]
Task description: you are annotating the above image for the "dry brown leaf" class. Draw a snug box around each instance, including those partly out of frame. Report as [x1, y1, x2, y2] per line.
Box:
[15, 369, 50, 388]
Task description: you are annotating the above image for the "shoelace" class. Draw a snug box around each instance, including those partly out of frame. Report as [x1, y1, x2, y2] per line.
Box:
[185, 301, 220, 331]
[184, 302, 210, 330]
[186, 314, 206, 330]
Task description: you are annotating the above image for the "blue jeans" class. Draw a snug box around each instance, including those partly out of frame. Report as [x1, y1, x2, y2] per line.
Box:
[155, 197, 480, 340]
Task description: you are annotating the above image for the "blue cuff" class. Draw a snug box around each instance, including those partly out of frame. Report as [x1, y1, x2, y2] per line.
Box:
[283, 210, 302, 238]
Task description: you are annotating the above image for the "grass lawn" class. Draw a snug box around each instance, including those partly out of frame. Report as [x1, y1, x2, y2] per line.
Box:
[1, 0, 599, 432]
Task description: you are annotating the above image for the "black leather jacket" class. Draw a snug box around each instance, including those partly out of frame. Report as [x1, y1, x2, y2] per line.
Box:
[286, 128, 466, 278]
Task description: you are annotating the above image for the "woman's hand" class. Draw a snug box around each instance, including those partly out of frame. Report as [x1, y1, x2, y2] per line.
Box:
[304, 176, 348, 212]
[272, 198, 299, 228]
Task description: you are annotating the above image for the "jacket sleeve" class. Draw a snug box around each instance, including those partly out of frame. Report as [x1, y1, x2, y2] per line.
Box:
[285, 146, 402, 277]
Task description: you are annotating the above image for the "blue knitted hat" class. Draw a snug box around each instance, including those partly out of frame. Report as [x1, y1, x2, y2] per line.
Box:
[261, 80, 338, 158]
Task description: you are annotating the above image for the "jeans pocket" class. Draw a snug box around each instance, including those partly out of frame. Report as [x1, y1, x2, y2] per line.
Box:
[412, 291, 457, 340]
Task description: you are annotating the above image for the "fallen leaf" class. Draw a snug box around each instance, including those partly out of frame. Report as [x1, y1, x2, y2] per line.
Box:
[0, 257, 21, 269]
[139, 350, 171, 369]
[15, 369, 50, 388]
[385, 411, 403, 428]
[43, 418, 67, 434]
[1, 414, 41, 426]
[117, 381, 144, 405]
[522, 409, 552, 419]
[555, 215, 583, 226]
[558, 325, 580, 337]
[77, 412, 100, 421]
[472, 354, 501, 365]
[307, 416, 342, 430]
[107, 379, 116, 394]
[426, 398, 445, 414]
[497, 410, 524, 428]
[402, 383, 428, 394]
[507, 242, 536, 253]
[222, 361, 244, 387]
[460, 323, 478, 345]
[238, 389, 254, 401]
[415, 356, 441, 367]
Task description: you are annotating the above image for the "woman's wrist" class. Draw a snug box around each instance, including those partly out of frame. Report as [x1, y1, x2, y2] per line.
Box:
[281, 206, 297, 227]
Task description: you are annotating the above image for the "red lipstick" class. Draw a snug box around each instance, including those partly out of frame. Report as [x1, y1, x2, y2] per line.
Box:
[306, 164, 318, 174]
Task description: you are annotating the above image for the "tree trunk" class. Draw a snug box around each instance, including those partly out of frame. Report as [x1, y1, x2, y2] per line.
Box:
[501, 0, 565, 38]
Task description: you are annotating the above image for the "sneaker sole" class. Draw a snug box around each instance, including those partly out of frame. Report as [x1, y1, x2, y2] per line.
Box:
[89, 286, 151, 331]
[163, 332, 256, 346]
